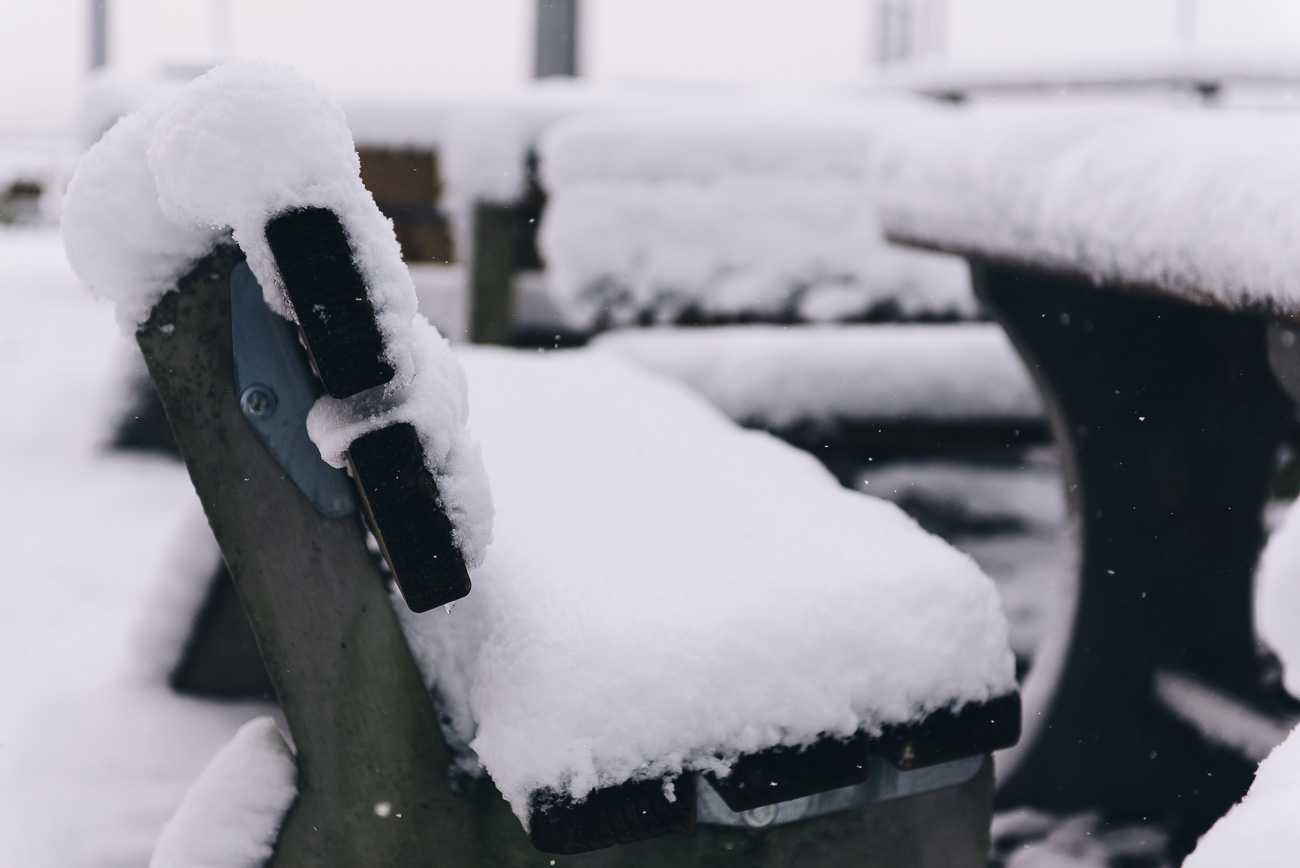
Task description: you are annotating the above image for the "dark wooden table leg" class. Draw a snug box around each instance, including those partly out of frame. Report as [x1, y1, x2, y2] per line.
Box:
[974, 263, 1295, 848]
[469, 203, 520, 345]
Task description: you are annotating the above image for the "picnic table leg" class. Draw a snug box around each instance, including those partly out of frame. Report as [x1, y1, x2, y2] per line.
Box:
[469, 202, 519, 345]
[974, 263, 1296, 846]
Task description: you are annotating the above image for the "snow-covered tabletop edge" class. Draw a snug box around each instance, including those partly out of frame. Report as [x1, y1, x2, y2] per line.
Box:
[872, 101, 1300, 316]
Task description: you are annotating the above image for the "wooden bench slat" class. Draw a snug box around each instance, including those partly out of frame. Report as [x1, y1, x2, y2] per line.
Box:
[266, 206, 394, 398]
[347, 422, 471, 613]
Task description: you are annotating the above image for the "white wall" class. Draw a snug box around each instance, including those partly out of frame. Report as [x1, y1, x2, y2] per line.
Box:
[582, 0, 873, 87]
[7, 0, 1300, 136]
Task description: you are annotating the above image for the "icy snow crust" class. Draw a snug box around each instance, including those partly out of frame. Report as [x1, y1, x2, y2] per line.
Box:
[399, 348, 1017, 820]
[62, 60, 494, 568]
[873, 102, 1300, 313]
[150, 718, 297, 868]
[1184, 723, 1300, 867]
[591, 323, 1041, 429]
[538, 108, 975, 328]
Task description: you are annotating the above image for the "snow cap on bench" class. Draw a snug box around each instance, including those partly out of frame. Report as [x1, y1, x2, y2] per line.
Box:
[872, 101, 1300, 313]
[61, 60, 493, 568]
[401, 348, 1017, 822]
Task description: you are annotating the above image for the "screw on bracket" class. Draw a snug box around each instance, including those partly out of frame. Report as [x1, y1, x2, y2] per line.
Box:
[240, 384, 277, 418]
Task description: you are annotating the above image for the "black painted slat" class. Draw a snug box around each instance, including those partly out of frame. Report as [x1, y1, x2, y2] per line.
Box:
[527, 693, 1018, 854]
[347, 422, 471, 613]
[528, 775, 697, 855]
[876, 693, 1022, 772]
[707, 731, 869, 812]
[266, 207, 394, 398]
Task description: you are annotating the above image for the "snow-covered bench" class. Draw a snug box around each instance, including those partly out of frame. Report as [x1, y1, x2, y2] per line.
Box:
[65, 62, 1021, 866]
[515, 107, 1047, 466]
[873, 100, 1300, 853]
[590, 323, 1044, 475]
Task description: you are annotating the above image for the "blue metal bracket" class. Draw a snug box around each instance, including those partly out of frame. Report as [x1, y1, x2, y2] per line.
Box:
[230, 261, 358, 518]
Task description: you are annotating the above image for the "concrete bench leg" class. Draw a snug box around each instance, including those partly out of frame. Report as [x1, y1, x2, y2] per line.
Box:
[974, 262, 1296, 848]
[138, 246, 486, 867]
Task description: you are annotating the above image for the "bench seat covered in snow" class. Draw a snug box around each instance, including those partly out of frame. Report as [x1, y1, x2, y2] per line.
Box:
[399, 346, 1020, 851]
[589, 323, 1045, 465]
[872, 100, 1300, 850]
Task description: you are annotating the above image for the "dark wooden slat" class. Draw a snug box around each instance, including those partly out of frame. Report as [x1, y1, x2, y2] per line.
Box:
[528, 691, 1017, 854]
[706, 732, 869, 813]
[266, 206, 394, 398]
[528, 774, 697, 856]
[347, 422, 471, 613]
[876, 694, 1021, 772]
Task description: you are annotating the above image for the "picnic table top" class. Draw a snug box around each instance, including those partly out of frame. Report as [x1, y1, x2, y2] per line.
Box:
[872, 101, 1300, 317]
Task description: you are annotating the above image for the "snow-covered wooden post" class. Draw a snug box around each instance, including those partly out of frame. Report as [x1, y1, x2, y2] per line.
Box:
[875, 102, 1300, 854]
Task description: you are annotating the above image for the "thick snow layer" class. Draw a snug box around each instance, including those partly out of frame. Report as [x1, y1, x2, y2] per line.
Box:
[149, 60, 417, 372]
[150, 717, 297, 868]
[307, 317, 494, 565]
[62, 101, 222, 330]
[62, 60, 495, 569]
[1184, 723, 1300, 867]
[1255, 501, 1300, 697]
[0, 229, 272, 867]
[873, 101, 1300, 313]
[398, 347, 1016, 820]
[538, 109, 975, 327]
[591, 324, 1040, 429]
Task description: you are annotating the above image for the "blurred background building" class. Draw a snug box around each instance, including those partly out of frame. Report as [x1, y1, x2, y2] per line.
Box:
[5, 0, 1300, 136]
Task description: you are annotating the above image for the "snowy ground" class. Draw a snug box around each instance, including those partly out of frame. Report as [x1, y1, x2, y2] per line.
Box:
[0, 228, 274, 867]
[0, 225, 1179, 865]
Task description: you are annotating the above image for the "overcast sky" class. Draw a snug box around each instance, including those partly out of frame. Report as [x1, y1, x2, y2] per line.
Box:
[4, 0, 1300, 136]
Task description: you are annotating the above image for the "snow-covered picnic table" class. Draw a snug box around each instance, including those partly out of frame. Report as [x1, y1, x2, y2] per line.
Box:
[52, 60, 1024, 866]
[874, 99, 1300, 853]
[533, 106, 975, 331]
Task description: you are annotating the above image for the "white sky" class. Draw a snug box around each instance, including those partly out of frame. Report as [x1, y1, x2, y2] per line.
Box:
[4, 0, 1300, 135]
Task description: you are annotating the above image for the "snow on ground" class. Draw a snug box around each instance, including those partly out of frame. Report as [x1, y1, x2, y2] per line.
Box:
[1184, 723, 1300, 868]
[150, 717, 297, 868]
[873, 101, 1300, 314]
[1255, 500, 1300, 696]
[0, 228, 274, 867]
[990, 808, 1170, 868]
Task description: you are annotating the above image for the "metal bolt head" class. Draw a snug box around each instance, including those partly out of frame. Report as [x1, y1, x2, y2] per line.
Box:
[240, 384, 277, 418]
[741, 804, 778, 828]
